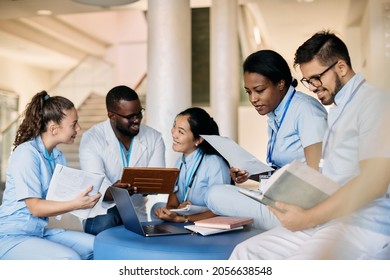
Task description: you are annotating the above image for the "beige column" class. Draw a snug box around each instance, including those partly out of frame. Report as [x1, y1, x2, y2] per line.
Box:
[210, 0, 240, 140]
[147, 0, 192, 167]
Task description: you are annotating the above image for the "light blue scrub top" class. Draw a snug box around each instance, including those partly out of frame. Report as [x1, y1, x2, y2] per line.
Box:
[0, 136, 65, 258]
[266, 86, 328, 167]
[173, 149, 231, 206]
[321, 73, 390, 236]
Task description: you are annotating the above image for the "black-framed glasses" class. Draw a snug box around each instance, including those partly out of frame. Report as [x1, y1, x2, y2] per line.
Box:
[110, 108, 145, 122]
[300, 61, 338, 89]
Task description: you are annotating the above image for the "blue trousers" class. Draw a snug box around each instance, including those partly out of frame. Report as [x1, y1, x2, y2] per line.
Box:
[84, 206, 123, 235]
[2, 230, 94, 260]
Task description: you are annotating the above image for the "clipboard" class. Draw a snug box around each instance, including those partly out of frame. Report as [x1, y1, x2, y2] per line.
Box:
[119, 167, 180, 194]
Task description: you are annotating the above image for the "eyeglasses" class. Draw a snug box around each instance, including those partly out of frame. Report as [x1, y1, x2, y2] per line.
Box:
[300, 61, 338, 89]
[110, 108, 145, 122]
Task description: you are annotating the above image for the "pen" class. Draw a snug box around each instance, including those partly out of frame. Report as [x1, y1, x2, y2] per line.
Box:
[183, 188, 190, 202]
[183, 177, 194, 201]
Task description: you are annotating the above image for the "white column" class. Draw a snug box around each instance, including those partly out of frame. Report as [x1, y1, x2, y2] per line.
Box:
[210, 0, 240, 140]
[147, 0, 192, 167]
[366, 0, 390, 91]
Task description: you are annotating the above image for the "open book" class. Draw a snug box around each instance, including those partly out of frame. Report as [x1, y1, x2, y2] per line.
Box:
[46, 164, 105, 219]
[238, 160, 339, 209]
[200, 135, 274, 176]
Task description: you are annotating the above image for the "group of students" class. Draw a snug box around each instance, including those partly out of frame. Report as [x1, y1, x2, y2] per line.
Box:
[0, 30, 389, 260]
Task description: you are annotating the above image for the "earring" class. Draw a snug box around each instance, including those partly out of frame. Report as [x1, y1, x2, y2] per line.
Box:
[195, 143, 198, 147]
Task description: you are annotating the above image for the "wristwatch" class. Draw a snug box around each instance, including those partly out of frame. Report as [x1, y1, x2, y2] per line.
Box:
[183, 215, 189, 223]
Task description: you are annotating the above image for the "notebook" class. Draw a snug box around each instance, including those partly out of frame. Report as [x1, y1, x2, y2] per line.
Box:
[120, 167, 180, 194]
[109, 186, 191, 237]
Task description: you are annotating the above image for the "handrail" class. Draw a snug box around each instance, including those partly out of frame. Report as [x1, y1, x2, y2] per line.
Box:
[48, 54, 114, 92]
[134, 72, 147, 91]
[0, 116, 20, 135]
[0, 55, 115, 135]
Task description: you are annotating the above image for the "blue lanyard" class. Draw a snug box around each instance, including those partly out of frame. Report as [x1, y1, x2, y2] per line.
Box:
[267, 90, 296, 164]
[118, 139, 134, 168]
[44, 148, 55, 174]
[180, 149, 204, 202]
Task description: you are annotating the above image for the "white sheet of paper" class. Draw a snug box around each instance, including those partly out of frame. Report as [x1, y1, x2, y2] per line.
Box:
[184, 225, 244, 236]
[46, 164, 105, 219]
[201, 135, 274, 175]
[170, 205, 209, 216]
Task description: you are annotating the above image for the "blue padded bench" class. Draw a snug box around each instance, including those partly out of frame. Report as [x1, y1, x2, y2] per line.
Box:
[94, 225, 262, 260]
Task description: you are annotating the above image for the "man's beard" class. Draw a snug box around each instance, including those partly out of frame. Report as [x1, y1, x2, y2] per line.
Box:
[116, 123, 140, 137]
[320, 75, 343, 106]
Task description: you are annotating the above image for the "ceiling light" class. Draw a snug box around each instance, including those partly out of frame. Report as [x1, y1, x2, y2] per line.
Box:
[36, 10, 53, 16]
[72, 0, 140, 7]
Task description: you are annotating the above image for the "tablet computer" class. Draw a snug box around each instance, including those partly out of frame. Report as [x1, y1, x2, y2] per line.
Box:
[119, 167, 180, 194]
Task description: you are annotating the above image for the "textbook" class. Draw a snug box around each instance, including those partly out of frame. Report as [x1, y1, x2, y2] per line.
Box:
[46, 164, 105, 219]
[200, 135, 274, 176]
[194, 216, 254, 230]
[184, 225, 244, 236]
[238, 160, 340, 209]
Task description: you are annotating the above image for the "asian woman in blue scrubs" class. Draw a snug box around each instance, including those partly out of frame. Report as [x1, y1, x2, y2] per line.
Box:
[205, 50, 328, 230]
[153, 107, 231, 223]
[0, 91, 101, 259]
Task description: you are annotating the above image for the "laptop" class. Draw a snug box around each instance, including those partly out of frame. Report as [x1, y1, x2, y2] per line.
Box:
[109, 186, 191, 237]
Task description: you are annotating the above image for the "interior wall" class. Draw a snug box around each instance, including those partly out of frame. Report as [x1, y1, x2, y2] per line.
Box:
[0, 57, 51, 113]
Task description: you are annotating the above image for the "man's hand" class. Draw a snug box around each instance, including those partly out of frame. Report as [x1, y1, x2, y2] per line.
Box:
[268, 202, 315, 232]
[111, 180, 138, 195]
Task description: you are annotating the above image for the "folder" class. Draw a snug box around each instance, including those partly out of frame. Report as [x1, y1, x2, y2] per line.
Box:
[120, 167, 180, 194]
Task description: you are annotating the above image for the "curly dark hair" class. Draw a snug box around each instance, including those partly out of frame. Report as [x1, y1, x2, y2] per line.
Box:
[13, 90, 74, 149]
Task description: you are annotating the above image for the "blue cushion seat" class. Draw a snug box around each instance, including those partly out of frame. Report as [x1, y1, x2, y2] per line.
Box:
[94, 225, 262, 260]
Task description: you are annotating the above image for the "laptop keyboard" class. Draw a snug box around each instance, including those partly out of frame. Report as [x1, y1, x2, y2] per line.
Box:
[142, 224, 170, 234]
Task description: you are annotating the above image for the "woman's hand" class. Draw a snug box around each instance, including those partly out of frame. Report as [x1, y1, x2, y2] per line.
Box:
[178, 201, 192, 209]
[154, 207, 180, 222]
[230, 167, 249, 184]
[74, 185, 102, 210]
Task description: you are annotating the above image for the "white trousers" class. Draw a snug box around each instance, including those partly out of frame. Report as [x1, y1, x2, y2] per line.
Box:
[230, 222, 390, 260]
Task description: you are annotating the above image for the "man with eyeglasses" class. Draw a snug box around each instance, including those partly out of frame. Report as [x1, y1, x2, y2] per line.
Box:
[79, 85, 166, 235]
[230, 30, 390, 259]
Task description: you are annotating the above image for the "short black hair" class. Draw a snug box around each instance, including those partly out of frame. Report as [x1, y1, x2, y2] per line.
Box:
[106, 85, 139, 112]
[294, 30, 352, 68]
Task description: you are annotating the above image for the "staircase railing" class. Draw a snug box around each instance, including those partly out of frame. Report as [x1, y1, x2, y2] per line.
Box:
[0, 55, 115, 184]
[0, 91, 19, 186]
